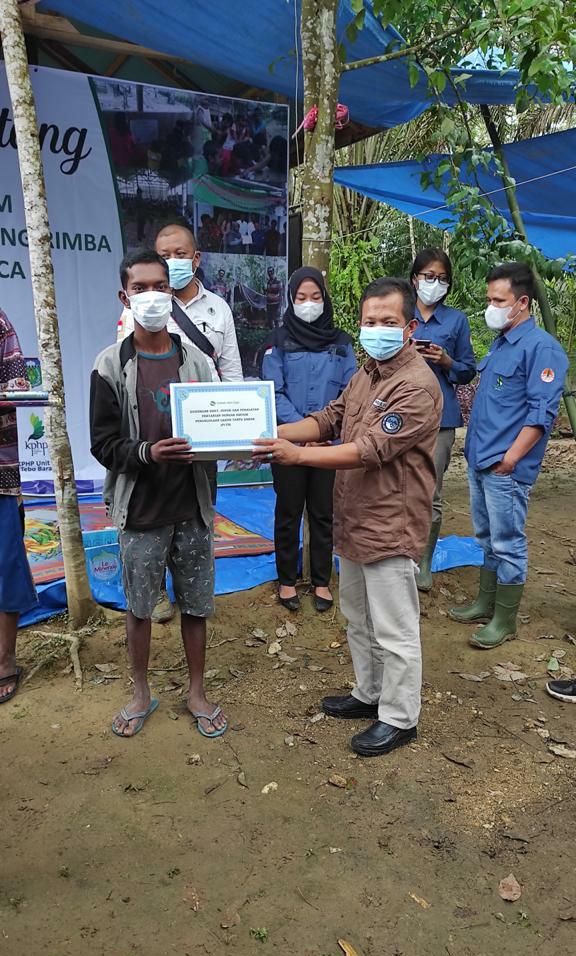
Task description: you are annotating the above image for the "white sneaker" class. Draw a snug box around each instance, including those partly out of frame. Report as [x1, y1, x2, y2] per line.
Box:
[151, 589, 175, 623]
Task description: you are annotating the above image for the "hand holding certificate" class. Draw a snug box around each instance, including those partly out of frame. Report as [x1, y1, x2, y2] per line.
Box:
[170, 381, 277, 459]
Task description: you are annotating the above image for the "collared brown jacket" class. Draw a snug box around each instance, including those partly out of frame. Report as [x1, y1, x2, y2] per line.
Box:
[310, 342, 443, 564]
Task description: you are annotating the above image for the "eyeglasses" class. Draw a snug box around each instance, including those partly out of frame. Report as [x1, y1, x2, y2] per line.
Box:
[418, 272, 449, 284]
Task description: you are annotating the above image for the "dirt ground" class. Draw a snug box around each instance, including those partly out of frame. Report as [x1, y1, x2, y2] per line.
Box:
[2, 441, 576, 956]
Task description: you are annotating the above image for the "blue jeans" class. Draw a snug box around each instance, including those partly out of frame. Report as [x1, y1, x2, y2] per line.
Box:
[468, 468, 531, 585]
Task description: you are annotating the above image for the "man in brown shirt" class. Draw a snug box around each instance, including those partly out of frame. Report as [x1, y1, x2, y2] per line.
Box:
[254, 278, 442, 756]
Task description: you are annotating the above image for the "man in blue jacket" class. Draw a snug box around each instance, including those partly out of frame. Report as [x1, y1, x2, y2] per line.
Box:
[450, 262, 568, 648]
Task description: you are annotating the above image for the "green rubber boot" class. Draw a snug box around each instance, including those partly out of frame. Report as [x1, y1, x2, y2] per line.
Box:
[449, 568, 497, 623]
[415, 519, 441, 593]
[470, 583, 525, 649]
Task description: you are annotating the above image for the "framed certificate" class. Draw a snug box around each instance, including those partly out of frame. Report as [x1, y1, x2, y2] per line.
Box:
[170, 381, 277, 459]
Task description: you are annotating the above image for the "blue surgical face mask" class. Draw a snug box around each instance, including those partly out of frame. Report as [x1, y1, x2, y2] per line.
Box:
[359, 326, 405, 361]
[167, 257, 195, 291]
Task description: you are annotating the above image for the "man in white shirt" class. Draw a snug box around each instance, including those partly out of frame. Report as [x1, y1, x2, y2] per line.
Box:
[118, 222, 243, 622]
[239, 218, 254, 253]
[119, 224, 243, 383]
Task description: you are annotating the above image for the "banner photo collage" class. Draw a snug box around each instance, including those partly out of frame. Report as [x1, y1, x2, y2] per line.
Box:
[92, 77, 289, 484]
[0, 65, 288, 491]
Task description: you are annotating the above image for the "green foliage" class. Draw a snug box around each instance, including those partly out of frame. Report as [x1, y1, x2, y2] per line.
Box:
[329, 217, 576, 369]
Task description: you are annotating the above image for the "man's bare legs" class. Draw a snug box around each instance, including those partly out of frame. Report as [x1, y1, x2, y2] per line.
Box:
[112, 611, 152, 736]
[182, 613, 226, 734]
[0, 612, 18, 700]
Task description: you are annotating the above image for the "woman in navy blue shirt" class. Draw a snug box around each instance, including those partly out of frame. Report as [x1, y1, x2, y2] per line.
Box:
[409, 248, 476, 592]
[262, 267, 357, 612]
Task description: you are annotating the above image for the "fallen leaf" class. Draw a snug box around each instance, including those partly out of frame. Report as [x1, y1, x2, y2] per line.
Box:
[548, 743, 576, 759]
[284, 735, 295, 747]
[558, 911, 576, 922]
[307, 664, 324, 672]
[167, 710, 179, 721]
[409, 892, 431, 909]
[285, 621, 297, 637]
[251, 628, 267, 641]
[552, 649, 567, 659]
[537, 632, 557, 641]
[308, 712, 325, 724]
[204, 668, 220, 680]
[441, 752, 474, 769]
[492, 662, 528, 683]
[277, 651, 297, 664]
[275, 625, 288, 639]
[329, 847, 343, 853]
[439, 586, 454, 599]
[328, 773, 348, 789]
[564, 632, 576, 647]
[183, 884, 200, 911]
[498, 873, 522, 902]
[338, 940, 360, 956]
[229, 666, 244, 678]
[237, 771, 248, 788]
[518, 614, 531, 624]
[267, 641, 282, 656]
[547, 657, 560, 673]
[330, 641, 342, 649]
[457, 671, 491, 682]
[94, 662, 117, 673]
[186, 753, 202, 766]
[534, 727, 550, 740]
[245, 639, 264, 647]
[261, 781, 278, 794]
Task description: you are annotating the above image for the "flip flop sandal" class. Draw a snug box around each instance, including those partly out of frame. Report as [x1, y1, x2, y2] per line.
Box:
[111, 698, 159, 737]
[0, 666, 23, 704]
[192, 705, 228, 738]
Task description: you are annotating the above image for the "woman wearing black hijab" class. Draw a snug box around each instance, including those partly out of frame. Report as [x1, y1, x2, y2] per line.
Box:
[262, 267, 357, 612]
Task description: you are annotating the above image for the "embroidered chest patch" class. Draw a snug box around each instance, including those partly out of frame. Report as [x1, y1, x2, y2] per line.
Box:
[382, 413, 403, 435]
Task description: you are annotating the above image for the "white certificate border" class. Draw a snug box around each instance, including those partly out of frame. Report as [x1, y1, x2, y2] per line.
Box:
[170, 381, 276, 450]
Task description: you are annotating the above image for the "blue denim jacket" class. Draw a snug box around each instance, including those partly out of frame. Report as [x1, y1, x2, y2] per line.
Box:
[414, 303, 476, 428]
[465, 318, 568, 485]
[262, 343, 357, 423]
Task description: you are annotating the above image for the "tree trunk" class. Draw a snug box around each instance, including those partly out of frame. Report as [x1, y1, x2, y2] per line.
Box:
[480, 104, 576, 440]
[300, 0, 340, 275]
[0, 0, 100, 627]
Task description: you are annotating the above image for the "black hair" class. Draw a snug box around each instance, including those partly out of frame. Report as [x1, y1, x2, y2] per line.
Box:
[155, 220, 198, 250]
[119, 249, 168, 289]
[360, 277, 416, 324]
[409, 247, 453, 289]
[487, 261, 535, 304]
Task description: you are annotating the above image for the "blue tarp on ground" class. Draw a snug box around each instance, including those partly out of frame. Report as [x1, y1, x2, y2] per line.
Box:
[19, 485, 485, 627]
[40, 1, 551, 130]
[334, 127, 576, 259]
[20, 486, 279, 627]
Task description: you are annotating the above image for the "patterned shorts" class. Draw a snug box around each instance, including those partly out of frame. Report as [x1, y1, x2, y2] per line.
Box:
[119, 517, 214, 619]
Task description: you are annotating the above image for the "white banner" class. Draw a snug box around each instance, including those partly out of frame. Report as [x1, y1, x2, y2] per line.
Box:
[0, 65, 124, 490]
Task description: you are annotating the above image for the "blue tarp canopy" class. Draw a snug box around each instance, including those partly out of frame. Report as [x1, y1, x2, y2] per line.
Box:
[334, 128, 576, 259]
[40, 1, 544, 130]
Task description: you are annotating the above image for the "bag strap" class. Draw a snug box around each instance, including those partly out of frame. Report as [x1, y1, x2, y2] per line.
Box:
[171, 299, 220, 377]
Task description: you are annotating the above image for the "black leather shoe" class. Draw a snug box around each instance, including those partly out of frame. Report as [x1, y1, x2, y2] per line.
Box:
[351, 720, 417, 757]
[322, 694, 378, 720]
[278, 591, 300, 612]
[313, 593, 334, 613]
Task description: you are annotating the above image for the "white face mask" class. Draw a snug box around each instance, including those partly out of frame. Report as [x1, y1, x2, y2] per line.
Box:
[417, 278, 449, 306]
[484, 300, 519, 331]
[129, 291, 172, 332]
[293, 300, 324, 324]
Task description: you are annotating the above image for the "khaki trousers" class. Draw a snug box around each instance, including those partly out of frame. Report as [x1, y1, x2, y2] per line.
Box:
[432, 427, 456, 523]
[339, 555, 421, 729]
